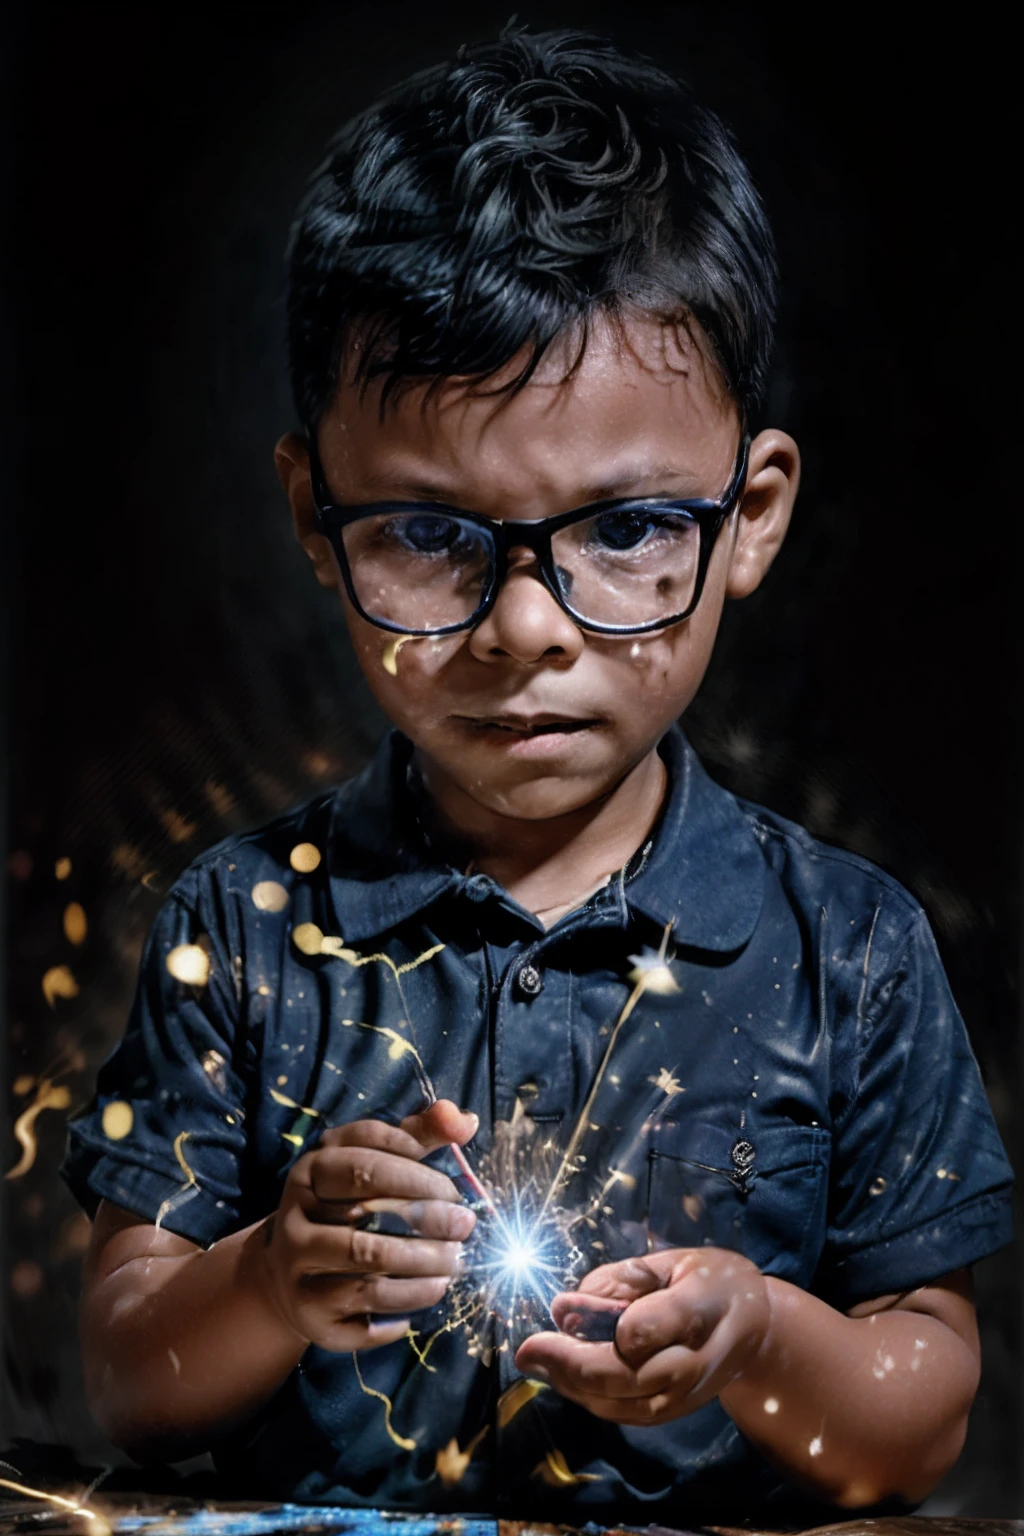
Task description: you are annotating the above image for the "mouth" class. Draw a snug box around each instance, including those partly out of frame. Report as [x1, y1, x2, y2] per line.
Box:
[458, 713, 600, 738]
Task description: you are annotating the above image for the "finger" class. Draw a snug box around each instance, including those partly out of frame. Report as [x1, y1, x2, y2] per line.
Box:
[301, 1147, 461, 1206]
[516, 1334, 705, 1405]
[297, 1271, 451, 1317]
[615, 1275, 725, 1368]
[308, 1314, 414, 1354]
[515, 1336, 643, 1400]
[551, 1292, 627, 1341]
[298, 1223, 464, 1279]
[576, 1254, 672, 1301]
[319, 1120, 436, 1161]
[400, 1100, 479, 1154]
[546, 1385, 689, 1427]
[343, 1198, 476, 1242]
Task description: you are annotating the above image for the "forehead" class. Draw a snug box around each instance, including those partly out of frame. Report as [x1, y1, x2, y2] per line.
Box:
[318, 310, 739, 512]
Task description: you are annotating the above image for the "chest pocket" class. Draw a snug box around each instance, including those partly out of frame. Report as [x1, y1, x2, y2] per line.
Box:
[648, 1118, 830, 1287]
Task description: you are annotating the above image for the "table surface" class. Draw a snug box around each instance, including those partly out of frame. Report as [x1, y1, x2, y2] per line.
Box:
[0, 1492, 1021, 1536]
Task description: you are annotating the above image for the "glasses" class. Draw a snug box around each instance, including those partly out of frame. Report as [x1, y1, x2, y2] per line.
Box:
[307, 430, 750, 638]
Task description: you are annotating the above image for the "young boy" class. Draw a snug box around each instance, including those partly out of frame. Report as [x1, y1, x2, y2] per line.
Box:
[62, 26, 1014, 1526]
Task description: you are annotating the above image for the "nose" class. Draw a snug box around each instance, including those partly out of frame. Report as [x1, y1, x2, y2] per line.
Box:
[468, 549, 585, 666]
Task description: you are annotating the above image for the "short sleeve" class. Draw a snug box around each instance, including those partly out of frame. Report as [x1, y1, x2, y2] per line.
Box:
[60, 865, 250, 1247]
[814, 907, 1015, 1308]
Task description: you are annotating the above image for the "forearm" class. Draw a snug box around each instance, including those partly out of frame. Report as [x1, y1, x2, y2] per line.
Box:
[82, 1219, 306, 1458]
[718, 1278, 979, 1506]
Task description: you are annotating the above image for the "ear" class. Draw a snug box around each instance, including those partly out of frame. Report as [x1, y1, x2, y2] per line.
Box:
[274, 431, 339, 591]
[724, 429, 801, 599]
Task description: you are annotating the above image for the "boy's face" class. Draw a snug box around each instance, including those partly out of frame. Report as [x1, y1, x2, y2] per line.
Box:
[278, 312, 798, 823]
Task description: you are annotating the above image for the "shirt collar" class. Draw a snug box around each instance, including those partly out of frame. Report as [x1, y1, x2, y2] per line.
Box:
[325, 726, 764, 952]
[622, 726, 765, 952]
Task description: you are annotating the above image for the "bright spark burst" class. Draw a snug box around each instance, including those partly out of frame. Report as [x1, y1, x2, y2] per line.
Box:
[450, 1116, 583, 1353]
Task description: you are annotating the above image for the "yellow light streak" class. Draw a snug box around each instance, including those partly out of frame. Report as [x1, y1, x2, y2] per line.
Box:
[5, 1081, 73, 1179]
[341, 1018, 424, 1067]
[333, 942, 445, 981]
[154, 1132, 199, 1230]
[542, 923, 675, 1213]
[435, 1425, 488, 1485]
[533, 1449, 600, 1486]
[269, 1088, 322, 1116]
[351, 1352, 417, 1450]
[0, 1476, 109, 1531]
[496, 1376, 546, 1428]
[382, 635, 415, 676]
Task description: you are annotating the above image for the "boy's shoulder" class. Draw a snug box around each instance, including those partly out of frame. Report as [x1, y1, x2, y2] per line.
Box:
[170, 734, 412, 898]
[629, 730, 930, 966]
[736, 792, 926, 930]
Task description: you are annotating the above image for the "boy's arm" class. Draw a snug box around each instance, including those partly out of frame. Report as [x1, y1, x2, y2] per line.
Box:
[80, 1200, 307, 1460]
[718, 1265, 979, 1506]
[516, 1250, 979, 1508]
[81, 1102, 476, 1461]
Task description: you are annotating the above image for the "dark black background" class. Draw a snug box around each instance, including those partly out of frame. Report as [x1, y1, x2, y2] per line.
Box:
[3, 0, 1021, 1513]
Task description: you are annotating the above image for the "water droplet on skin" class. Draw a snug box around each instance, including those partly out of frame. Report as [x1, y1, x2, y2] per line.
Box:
[763, 1397, 780, 1414]
[809, 1436, 823, 1456]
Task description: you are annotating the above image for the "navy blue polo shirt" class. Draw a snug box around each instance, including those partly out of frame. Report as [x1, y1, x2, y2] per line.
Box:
[62, 726, 1014, 1522]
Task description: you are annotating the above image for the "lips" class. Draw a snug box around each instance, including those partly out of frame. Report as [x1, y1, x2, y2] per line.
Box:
[460, 713, 599, 736]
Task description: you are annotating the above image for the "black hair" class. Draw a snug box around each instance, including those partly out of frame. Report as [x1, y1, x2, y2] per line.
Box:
[286, 26, 777, 430]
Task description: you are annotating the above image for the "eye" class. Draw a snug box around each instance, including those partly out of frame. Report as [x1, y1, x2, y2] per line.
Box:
[590, 510, 658, 552]
[389, 514, 463, 554]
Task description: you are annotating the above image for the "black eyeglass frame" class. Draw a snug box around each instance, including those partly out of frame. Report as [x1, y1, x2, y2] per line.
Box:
[306, 428, 751, 638]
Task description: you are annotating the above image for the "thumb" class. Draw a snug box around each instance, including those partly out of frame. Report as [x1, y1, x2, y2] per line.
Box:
[400, 1099, 479, 1153]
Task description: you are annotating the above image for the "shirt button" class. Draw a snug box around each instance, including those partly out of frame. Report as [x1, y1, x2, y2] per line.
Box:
[463, 874, 495, 903]
[516, 962, 544, 998]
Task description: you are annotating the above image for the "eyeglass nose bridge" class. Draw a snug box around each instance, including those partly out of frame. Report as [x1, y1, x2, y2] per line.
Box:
[478, 518, 573, 622]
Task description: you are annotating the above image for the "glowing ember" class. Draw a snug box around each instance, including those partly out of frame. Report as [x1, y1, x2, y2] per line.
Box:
[102, 1101, 134, 1140]
[251, 880, 290, 912]
[292, 922, 325, 955]
[166, 944, 211, 986]
[289, 842, 322, 873]
[42, 965, 79, 1006]
[63, 901, 88, 945]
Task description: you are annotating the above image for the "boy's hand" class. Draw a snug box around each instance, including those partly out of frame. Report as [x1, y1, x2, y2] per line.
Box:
[514, 1247, 770, 1426]
[258, 1099, 478, 1353]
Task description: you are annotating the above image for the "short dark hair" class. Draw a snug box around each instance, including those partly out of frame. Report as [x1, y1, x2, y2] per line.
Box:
[286, 26, 777, 430]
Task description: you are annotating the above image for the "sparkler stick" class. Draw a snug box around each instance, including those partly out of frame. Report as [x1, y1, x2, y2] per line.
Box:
[449, 1140, 497, 1213]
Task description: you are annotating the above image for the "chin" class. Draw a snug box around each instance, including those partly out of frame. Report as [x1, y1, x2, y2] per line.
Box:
[455, 768, 616, 822]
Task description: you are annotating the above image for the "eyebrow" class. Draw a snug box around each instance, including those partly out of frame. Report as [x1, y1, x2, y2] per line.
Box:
[341, 463, 707, 506]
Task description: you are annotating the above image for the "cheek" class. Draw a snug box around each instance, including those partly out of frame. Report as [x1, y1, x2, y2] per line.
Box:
[608, 619, 715, 707]
[346, 614, 463, 720]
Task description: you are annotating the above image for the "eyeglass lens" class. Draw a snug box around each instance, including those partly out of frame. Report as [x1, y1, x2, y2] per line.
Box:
[340, 506, 702, 632]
